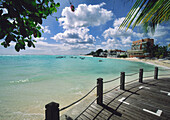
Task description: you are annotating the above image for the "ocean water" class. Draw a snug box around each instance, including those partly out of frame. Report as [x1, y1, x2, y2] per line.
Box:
[0, 55, 157, 119]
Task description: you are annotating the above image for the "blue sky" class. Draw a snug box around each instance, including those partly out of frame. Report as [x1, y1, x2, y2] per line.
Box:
[0, 0, 170, 55]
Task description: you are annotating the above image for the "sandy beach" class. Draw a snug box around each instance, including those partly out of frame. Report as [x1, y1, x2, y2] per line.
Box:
[84, 55, 170, 68]
[110, 57, 170, 69]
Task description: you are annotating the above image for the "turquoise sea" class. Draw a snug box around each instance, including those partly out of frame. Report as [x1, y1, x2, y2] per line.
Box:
[0, 55, 157, 120]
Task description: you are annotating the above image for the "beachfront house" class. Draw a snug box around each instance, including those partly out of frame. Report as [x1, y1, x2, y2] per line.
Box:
[107, 49, 126, 58]
[99, 51, 108, 57]
[127, 38, 154, 58]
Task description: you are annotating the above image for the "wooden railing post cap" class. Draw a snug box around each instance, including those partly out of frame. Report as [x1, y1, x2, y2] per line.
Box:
[97, 78, 103, 81]
[45, 102, 59, 109]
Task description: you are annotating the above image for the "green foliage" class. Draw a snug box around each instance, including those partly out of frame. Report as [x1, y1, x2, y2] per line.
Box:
[144, 42, 168, 58]
[119, 0, 170, 33]
[159, 54, 163, 59]
[86, 51, 95, 55]
[87, 49, 104, 57]
[0, 0, 60, 52]
[96, 49, 103, 55]
[117, 54, 128, 58]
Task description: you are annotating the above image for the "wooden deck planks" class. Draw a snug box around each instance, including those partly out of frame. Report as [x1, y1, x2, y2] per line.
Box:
[75, 77, 170, 120]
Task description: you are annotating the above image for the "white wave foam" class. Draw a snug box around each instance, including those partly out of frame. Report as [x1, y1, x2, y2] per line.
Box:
[71, 87, 80, 90]
[74, 91, 83, 95]
[10, 78, 29, 84]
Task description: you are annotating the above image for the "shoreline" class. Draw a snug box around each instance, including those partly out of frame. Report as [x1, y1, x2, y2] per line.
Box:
[83, 55, 170, 69]
[109, 57, 170, 69]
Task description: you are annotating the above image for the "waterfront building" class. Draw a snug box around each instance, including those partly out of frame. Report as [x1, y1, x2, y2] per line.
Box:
[108, 49, 126, 58]
[127, 38, 154, 58]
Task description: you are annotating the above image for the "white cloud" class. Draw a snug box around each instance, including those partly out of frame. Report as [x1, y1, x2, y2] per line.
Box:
[51, 27, 96, 50]
[50, 3, 113, 51]
[96, 36, 100, 39]
[0, 41, 68, 55]
[113, 17, 125, 27]
[147, 25, 170, 45]
[34, 37, 47, 41]
[69, 43, 95, 50]
[51, 27, 95, 45]
[148, 25, 169, 38]
[121, 36, 132, 44]
[101, 38, 128, 50]
[59, 2, 113, 29]
[22, 41, 95, 55]
[43, 26, 51, 34]
[101, 42, 107, 45]
[103, 26, 143, 39]
[166, 38, 170, 41]
[101, 17, 145, 50]
[38, 24, 51, 34]
[102, 26, 142, 49]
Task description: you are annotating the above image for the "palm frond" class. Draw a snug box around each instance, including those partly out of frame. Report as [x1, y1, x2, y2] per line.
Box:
[126, 0, 147, 31]
[119, 0, 143, 30]
[119, 0, 170, 33]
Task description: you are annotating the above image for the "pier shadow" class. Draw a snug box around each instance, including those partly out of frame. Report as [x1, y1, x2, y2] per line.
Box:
[75, 78, 170, 120]
[142, 81, 158, 86]
[100, 104, 122, 116]
[105, 88, 143, 119]
[96, 78, 159, 119]
[124, 89, 140, 95]
[75, 82, 143, 119]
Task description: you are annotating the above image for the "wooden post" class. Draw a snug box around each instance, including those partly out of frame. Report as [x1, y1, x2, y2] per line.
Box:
[97, 78, 103, 105]
[139, 68, 143, 83]
[154, 67, 158, 79]
[45, 102, 60, 120]
[120, 72, 125, 90]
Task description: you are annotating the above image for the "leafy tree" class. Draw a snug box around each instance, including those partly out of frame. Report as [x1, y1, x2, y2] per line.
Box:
[86, 51, 95, 55]
[0, 0, 60, 52]
[104, 50, 108, 53]
[119, 0, 169, 33]
[143, 42, 156, 57]
[143, 41, 169, 58]
[144, 42, 168, 58]
[96, 49, 103, 56]
[117, 54, 127, 58]
[157, 46, 168, 58]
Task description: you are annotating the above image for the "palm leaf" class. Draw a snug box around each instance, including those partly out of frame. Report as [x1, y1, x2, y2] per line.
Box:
[152, 0, 170, 24]
[119, 0, 170, 33]
[132, 0, 157, 29]
[141, 0, 165, 23]
[126, 0, 147, 31]
[119, 0, 143, 30]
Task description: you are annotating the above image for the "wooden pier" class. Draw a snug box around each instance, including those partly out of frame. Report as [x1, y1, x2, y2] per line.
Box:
[76, 77, 170, 120]
[45, 67, 170, 120]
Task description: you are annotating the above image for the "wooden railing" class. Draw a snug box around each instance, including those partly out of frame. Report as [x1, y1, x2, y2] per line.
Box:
[45, 67, 170, 120]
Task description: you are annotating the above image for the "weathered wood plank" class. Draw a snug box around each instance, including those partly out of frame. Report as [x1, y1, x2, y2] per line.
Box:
[75, 77, 170, 120]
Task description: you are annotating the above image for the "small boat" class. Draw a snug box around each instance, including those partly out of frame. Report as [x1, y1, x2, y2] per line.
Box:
[80, 57, 85, 60]
[70, 56, 77, 59]
[99, 60, 102, 62]
[56, 56, 65, 58]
